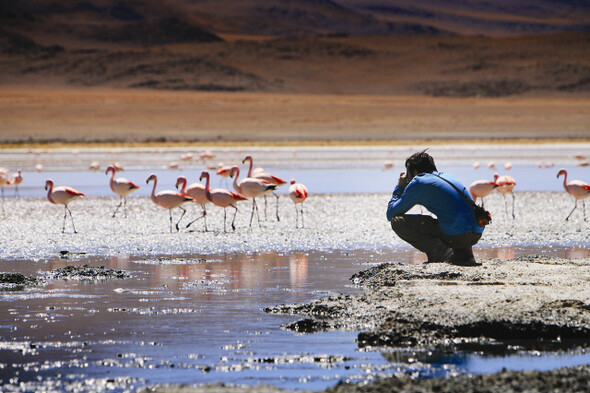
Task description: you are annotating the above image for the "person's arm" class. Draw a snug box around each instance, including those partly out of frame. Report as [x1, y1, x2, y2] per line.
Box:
[386, 173, 419, 221]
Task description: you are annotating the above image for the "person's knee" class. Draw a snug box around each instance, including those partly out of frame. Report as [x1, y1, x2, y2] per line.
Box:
[390, 216, 404, 232]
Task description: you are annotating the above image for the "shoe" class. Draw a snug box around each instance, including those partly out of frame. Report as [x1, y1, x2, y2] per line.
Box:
[449, 252, 480, 266]
[426, 248, 453, 263]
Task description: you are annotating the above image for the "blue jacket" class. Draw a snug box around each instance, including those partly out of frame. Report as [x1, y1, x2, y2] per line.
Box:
[386, 171, 484, 235]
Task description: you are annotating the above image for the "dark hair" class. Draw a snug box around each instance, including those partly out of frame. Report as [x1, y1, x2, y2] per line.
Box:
[405, 149, 437, 174]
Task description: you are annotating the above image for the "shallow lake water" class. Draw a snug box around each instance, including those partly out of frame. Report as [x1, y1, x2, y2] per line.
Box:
[1, 246, 590, 392]
[0, 143, 589, 391]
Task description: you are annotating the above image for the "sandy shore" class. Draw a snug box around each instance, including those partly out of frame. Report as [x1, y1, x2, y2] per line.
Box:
[1, 87, 589, 145]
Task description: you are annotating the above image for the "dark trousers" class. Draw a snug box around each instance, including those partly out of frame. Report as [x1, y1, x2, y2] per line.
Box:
[390, 214, 481, 263]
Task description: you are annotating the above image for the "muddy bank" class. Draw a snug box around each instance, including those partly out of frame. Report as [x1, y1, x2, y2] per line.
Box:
[0, 272, 41, 291]
[266, 256, 590, 349]
[42, 264, 132, 281]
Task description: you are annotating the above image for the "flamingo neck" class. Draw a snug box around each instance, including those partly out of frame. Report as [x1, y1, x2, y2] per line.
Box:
[203, 175, 212, 200]
[232, 167, 241, 192]
[562, 172, 569, 191]
[46, 182, 55, 204]
[246, 158, 253, 177]
[179, 178, 187, 194]
[150, 178, 158, 201]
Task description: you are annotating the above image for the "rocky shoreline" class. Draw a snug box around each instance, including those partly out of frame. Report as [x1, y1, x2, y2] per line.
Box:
[267, 256, 590, 350]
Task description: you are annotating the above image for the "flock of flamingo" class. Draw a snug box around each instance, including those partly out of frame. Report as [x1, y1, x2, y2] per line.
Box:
[468, 170, 590, 222]
[41, 155, 308, 234]
[1, 152, 589, 233]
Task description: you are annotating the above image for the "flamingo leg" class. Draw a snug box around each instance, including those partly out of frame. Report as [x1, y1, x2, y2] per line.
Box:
[123, 196, 128, 218]
[511, 193, 516, 219]
[66, 206, 77, 233]
[62, 206, 67, 233]
[223, 208, 227, 233]
[565, 200, 578, 221]
[231, 205, 238, 231]
[293, 204, 299, 228]
[502, 194, 509, 219]
[169, 209, 174, 233]
[202, 206, 208, 231]
[175, 207, 186, 231]
[14, 186, 20, 198]
[112, 199, 123, 218]
[301, 204, 304, 228]
[274, 193, 280, 221]
[186, 208, 206, 229]
[249, 198, 257, 228]
[583, 200, 587, 222]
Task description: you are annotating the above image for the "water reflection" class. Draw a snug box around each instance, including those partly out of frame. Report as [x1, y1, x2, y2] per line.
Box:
[2, 245, 589, 391]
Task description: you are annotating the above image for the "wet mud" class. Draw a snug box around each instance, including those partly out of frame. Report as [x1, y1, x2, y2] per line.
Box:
[0, 272, 41, 291]
[266, 256, 590, 350]
[42, 264, 132, 281]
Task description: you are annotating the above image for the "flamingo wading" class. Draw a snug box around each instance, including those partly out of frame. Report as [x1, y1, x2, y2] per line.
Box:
[288, 179, 308, 228]
[494, 173, 517, 219]
[200, 171, 247, 232]
[45, 179, 85, 233]
[176, 176, 210, 231]
[146, 174, 193, 232]
[106, 165, 140, 217]
[557, 169, 590, 221]
[468, 179, 498, 208]
[243, 155, 286, 221]
[231, 165, 277, 228]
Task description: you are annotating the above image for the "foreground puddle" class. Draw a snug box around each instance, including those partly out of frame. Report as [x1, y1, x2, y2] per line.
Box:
[0, 245, 589, 392]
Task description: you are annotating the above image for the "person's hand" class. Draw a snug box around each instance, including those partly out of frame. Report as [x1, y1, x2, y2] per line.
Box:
[398, 172, 410, 188]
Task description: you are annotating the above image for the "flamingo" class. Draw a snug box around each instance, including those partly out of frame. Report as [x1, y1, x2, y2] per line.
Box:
[0, 171, 10, 200]
[231, 165, 277, 228]
[216, 164, 234, 187]
[288, 179, 308, 228]
[175, 176, 209, 231]
[494, 173, 517, 219]
[557, 169, 590, 221]
[243, 155, 287, 221]
[469, 179, 498, 208]
[146, 174, 193, 232]
[10, 169, 23, 198]
[200, 171, 247, 232]
[45, 179, 85, 233]
[106, 165, 140, 218]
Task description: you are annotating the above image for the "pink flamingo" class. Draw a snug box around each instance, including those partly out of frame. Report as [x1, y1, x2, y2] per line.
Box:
[469, 179, 498, 208]
[288, 179, 308, 228]
[175, 176, 210, 231]
[9, 169, 23, 198]
[200, 171, 248, 232]
[231, 165, 277, 228]
[106, 165, 140, 218]
[0, 171, 9, 200]
[216, 164, 234, 187]
[557, 169, 590, 221]
[243, 155, 287, 221]
[146, 174, 193, 232]
[494, 173, 517, 219]
[45, 179, 85, 233]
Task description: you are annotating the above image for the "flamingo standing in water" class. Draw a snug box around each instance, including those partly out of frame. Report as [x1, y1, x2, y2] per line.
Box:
[45, 179, 85, 233]
[106, 165, 140, 218]
[10, 169, 23, 198]
[176, 176, 210, 231]
[288, 179, 308, 228]
[494, 173, 517, 219]
[231, 165, 277, 228]
[200, 171, 247, 232]
[146, 174, 193, 232]
[243, 155, 287, 221]
[469, 179, 498, 207]
[557, 169, 590, 221]
[216, 164, 234, 187]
